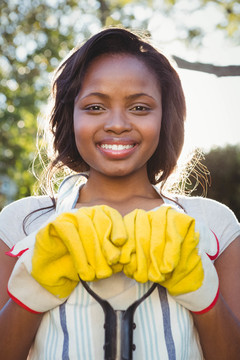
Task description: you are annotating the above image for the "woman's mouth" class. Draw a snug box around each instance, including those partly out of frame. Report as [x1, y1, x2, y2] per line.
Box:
[97, 142, 137, 159]
[100, 144, 134, 150]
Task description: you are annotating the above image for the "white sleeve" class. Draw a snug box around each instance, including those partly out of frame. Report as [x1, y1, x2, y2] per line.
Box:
[178, 196, 240, 256]
[0, 196, 55, 248]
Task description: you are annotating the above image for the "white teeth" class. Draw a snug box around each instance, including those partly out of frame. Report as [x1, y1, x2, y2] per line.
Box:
[100, 144, 134, 150]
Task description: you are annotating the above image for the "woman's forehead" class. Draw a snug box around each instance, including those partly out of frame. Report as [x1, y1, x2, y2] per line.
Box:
[83, 53, 159, 84]
[77, 54, 162, 100]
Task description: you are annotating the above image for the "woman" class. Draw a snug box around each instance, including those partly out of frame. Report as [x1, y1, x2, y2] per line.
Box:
[0, 27, 240, 359]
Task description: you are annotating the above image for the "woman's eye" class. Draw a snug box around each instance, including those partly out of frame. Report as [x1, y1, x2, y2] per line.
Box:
[130, 105, 151, 112]
[85, 105, 105, 111]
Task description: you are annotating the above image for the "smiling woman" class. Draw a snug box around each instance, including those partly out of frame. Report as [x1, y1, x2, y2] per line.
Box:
[47, 29, 186, 190]
[0, 27, 240, 360]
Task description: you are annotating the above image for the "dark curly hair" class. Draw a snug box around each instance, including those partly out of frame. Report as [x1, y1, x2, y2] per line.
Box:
[47, 27, 186, 187]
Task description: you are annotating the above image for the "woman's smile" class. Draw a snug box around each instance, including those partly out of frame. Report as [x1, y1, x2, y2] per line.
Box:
[97, 141, 138, 159]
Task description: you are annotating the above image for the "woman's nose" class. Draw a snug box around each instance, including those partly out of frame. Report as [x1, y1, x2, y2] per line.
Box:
[103, 110, 132, 134]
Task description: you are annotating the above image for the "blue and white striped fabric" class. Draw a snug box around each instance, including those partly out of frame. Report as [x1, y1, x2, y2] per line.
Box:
[28, 174, 204, 359]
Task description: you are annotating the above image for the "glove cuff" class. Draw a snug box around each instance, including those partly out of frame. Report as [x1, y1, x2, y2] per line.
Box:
[171, 252, 219, 313]
[192, 286, 219, 314]
[7, 241, 66, 313]
[7, 288, 42, 314]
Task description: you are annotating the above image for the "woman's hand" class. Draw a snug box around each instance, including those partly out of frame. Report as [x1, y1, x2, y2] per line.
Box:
[122, 205, 219, 313]
[7, 205, 128, 313]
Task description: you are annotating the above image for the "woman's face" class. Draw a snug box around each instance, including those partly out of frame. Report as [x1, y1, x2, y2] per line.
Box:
[73, 53, 162, 180]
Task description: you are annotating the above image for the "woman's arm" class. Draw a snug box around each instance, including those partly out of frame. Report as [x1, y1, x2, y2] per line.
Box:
[192, 236, 240, 360]
[0, 240, 43, 360]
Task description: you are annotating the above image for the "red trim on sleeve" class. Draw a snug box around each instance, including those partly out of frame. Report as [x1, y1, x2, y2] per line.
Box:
[191, 286, 220, 315]
[5, 246, 29, 258]
[7, 288, 42, 314]
[207, 230, 220, 261]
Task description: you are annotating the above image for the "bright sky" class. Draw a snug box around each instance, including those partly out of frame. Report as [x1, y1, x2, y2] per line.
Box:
[148, 1, 240, 154]
[179, 70, 240, 153]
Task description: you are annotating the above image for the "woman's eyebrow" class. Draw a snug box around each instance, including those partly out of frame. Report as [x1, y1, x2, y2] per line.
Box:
[79, 92, 110, 101]
[125, 93, 155, 101]
[77, 92, 156, 102]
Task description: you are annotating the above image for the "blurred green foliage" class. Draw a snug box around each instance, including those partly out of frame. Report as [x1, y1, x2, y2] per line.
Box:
[0, 0, 152, 209]
[0, 0, 239, 211]
[0, 0, 77, 208]
[188, 145, 240, 221]
[165, 0, 240, 44]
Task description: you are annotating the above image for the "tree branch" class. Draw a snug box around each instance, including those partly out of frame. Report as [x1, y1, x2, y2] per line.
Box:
[173, 55, 240, 77]
[98, 0, 110, 25]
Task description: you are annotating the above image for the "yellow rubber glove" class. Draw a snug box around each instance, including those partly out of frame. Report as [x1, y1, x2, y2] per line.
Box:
[32, 206, 128, 298]
[81, 205, 127, 266]
[122, 206, 190, 283]
[121, 209, 151, 282]
[148, 206, 202, 290]
[7, 205, 127, 313]
[122, 205, 219, 313]
[74, 205, 127, 274]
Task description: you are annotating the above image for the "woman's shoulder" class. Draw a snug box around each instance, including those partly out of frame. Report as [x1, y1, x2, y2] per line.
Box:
[1, 194, 53, 212]
[0, 195, 55, 248]
[0, 195, 54, 223]
[176, 195, 237, 219]
[174, 195, 240, 255]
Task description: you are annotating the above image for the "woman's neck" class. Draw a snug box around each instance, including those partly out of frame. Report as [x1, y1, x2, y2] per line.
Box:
[76, 171, 164, 215]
